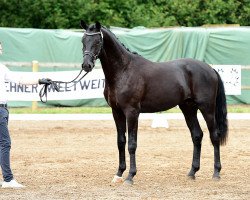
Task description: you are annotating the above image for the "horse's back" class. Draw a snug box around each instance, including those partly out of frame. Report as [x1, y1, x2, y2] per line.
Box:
[156, 58, 217, 93]
[163, 58, 214, 76]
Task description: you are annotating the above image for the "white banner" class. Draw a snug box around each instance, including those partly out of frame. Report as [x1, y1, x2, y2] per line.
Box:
[6, 69, 105, 101]
[6, 65, 241, 101]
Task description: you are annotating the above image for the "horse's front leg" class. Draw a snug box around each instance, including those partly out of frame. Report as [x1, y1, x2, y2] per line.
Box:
[124, 108, 139, 185]
[111, 108, 127, 183]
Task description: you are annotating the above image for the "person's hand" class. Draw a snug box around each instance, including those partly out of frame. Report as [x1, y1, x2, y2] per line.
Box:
[38, 78, 52, 85]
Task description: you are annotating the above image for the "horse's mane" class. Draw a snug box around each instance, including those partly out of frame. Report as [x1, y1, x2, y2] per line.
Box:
[101, 26, 140, 56]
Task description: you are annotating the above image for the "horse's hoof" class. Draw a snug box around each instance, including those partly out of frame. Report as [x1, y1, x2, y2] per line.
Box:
[213, 172, 221, 180]
[212, 175, 221, 181]
[123, 179, 133, 186]
[187, 175, 195, 180]
[111, 175, 123, 183]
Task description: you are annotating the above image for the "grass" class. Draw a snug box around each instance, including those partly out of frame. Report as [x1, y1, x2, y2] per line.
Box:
[9, 106, 112, 114]
[8, 104, 250, 114]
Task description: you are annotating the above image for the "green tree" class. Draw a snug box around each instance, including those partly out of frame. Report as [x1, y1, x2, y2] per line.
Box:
[0, 0, 249, 28]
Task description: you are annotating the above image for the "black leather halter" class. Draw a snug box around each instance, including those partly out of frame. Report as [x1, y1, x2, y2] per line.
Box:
[83, 31, 103, 61]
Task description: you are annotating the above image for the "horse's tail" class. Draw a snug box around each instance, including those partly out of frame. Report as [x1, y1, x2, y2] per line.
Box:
[214, 69, 228, 145]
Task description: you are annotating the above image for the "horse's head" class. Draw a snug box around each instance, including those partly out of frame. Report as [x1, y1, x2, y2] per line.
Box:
[80, 20, 103, 72]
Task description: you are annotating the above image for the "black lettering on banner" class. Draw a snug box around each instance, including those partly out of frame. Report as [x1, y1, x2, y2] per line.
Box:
[10, 82, 17, 92]
[97, 79, 100, 88]
[59, 83, 64, 92]
[79, 79, 105, 91]
[102, 79, 105, 88]
[17, 84, 24, 92]
[73, 81, 77, 91]
[24, 85, 30, 93]
[32, 84, 38, 93]
[5, 81, 10, 92]
[47, 84, 59, 92]
[6, 82, 38, 93]
[65, 83, 71, 92]
[91, 79, 97, 89]
[5, 77, 106, 95]
[80, 80, 90, 90]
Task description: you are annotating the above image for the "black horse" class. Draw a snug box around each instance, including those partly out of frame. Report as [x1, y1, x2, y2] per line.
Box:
[80, 21, 228, 185]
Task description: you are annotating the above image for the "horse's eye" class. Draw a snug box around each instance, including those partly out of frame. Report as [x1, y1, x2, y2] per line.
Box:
[95, 41, 101, 46]
[95, 42, 101, 46]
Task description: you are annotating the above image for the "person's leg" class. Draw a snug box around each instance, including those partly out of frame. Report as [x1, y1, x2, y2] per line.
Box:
[0, 108, 13, 182]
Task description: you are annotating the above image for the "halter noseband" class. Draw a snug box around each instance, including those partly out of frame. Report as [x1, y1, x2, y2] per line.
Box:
[84, 31, 103, 61]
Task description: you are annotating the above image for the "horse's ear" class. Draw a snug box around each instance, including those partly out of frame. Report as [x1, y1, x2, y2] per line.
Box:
[80, 20, 88, 30]
[95, 21, 101, 31]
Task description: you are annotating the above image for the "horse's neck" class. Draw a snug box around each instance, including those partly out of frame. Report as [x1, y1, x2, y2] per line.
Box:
[99, 29, 131, 83]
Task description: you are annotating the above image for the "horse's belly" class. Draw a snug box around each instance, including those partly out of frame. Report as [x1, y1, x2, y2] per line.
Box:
[140, 79, 189, 113]
[140, 100, 178, 113]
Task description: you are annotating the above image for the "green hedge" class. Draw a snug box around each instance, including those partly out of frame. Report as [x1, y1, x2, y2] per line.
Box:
[0, 0, 249, 29]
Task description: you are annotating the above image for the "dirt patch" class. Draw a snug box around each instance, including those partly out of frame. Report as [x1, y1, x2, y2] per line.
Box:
[1, 119, 249, 199]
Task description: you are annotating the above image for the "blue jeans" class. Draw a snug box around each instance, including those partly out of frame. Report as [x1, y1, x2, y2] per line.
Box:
[0, 107, 13, 182]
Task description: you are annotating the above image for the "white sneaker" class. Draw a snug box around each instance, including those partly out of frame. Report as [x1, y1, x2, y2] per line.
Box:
[1, 179, 25, 188]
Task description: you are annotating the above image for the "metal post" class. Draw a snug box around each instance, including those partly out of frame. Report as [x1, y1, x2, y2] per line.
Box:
[32, 60, 39, 111]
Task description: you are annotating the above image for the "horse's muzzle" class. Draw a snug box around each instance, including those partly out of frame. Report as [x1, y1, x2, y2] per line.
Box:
[82, 62, 94, 72]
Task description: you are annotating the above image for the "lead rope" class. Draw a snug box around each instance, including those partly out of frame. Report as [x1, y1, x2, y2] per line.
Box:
[39, 69, 89, 103]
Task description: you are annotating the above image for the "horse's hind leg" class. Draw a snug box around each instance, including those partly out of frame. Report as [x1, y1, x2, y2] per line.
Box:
[179, 103, 203, 179]
[199, 105, 221, 180]
[111, 108, 127, 183]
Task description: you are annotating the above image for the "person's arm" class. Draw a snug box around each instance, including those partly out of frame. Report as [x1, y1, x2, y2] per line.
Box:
[5, 69, 51, 85]
[5, 70, 39, 85]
